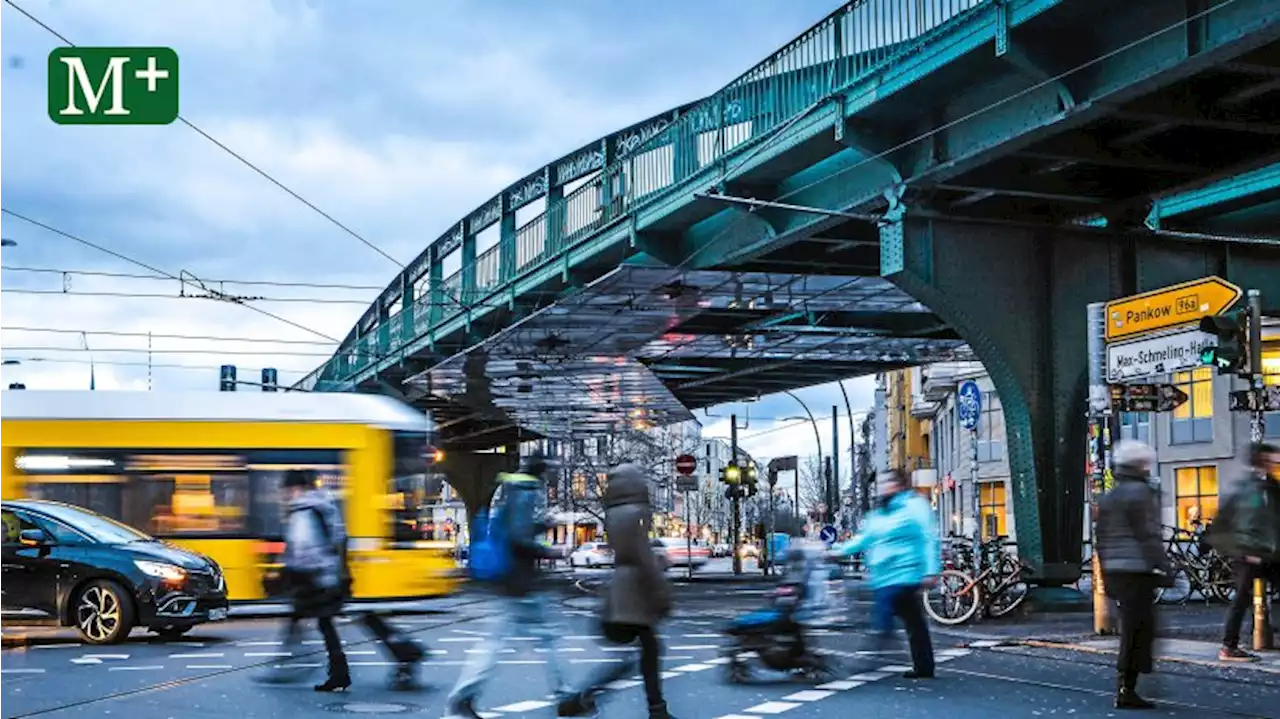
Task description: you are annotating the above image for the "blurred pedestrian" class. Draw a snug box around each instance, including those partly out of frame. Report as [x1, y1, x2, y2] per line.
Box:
[1095, 440, 1169, 709]
[830, 468, 938, 679]
[557, 463, 675, 719]
[442, 451, 568, 719]
[264, 470, 426, 692]
[1207, 441, 1280, 662]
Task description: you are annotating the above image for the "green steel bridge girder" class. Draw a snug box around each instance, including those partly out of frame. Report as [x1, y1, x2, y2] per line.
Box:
[887, 217, 1280, 584]
[682, 0, 1280, 268]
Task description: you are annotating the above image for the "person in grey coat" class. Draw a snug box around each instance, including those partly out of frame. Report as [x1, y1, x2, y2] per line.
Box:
[1095, 440, 1170, 710]
[557, 463, 674, 719]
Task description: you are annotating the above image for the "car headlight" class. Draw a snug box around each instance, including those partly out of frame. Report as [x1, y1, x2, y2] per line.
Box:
[135, 560, 187, 582]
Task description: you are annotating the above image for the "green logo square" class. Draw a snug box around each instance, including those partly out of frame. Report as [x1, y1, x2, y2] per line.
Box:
[48, 47, 179, 125]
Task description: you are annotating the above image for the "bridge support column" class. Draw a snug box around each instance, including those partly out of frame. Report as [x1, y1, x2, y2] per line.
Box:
[881, 216, 1118, 585]
[440, 449, 520, 519]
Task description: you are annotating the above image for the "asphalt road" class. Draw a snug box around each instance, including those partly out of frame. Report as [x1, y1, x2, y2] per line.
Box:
[3, 582, 1278, 719]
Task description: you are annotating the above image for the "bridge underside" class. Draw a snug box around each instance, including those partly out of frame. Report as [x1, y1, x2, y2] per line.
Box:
[401, 265, 968, 437]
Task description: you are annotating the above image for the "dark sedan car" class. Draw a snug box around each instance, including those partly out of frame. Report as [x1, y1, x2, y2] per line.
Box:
[1, 499, 229, 644]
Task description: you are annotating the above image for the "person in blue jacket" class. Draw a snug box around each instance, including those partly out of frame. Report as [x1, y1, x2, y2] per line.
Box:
[830, 468, 939, 679]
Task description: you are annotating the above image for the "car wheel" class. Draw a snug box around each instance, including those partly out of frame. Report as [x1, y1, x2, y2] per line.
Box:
[74, 579, 135, 645]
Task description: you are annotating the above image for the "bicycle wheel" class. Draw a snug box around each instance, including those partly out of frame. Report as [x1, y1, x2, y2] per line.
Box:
[923, 569, 980, 625]
[1155, 566, 1193, 604]
[988, 574, 1029, 618]
[1205, 559, 1235, 603]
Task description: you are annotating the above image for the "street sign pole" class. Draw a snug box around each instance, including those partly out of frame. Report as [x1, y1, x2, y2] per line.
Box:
[685, 482, 693, 581]
[731, 414, 741, 576]
[1087, 302, 1114, 635]
[1248, 289, 1265, 443]
[958, 380, 983, 586]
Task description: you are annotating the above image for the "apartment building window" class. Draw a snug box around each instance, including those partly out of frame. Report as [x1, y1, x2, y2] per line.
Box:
[1119, 412, 1151, 445]
[1264, 350, 1279, 439]
[1171, 368, 1213, 444]
[1174, 465, 1218, 530]
[976, 391, 1004, 463]
[979, 481, 1007, 540]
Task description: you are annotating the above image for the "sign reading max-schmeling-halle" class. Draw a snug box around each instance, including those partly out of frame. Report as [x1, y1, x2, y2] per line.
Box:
[1106, 328, 1217, 382]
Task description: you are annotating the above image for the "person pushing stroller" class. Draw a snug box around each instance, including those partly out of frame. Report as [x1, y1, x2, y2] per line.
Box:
[722, 534, 838, 682]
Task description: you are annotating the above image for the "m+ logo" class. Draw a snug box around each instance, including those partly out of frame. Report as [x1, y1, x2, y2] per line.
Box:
[48, 47, 179, 125]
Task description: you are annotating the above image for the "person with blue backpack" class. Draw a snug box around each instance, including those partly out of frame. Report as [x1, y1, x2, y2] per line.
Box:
[442, 451, 569, 719]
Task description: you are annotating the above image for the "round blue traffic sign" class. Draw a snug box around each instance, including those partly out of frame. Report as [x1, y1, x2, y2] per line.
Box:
[819, 525, 838, 545]
[958, 380, 982, 432]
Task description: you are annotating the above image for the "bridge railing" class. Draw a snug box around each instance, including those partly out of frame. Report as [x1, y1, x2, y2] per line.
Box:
[305, 0, 992, 390]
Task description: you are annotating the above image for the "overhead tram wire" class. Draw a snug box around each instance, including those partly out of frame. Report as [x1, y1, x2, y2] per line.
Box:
[0, 355, 315, 375]
[2, 327, 340, 346]
[0, 265, 388, 291]
[5, 346, 337, 358]
[2, 288, 374, 306]
[2, 0, 407, 272]
[0, 208, 344, 344]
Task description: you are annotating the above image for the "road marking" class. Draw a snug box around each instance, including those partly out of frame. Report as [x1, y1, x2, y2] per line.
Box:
[743, 701, 801, 714]
[782, 690, 834, 702]
[438, 637, 482, 643]
[185, 664, 233, 670]
[71, 657, 102, 665]
[83, 653, 128, 660]
[713, 715, 763, 719]
[849, 671, 891, 681]
[604, 679, 642, 690]
[497, 660, 545, 665]
[669, 644, 718, 650]
[346, 650, 377, 656]
[816, 680, 864, 690]
[1, 668, 46, 674]
[33, 644, 83, 650]
[662, 655, 693, 661]
[969, 640, 1001, 648]
[877, 664, 911, 672]
[681, 633, 720, 638]
[466, 648, 515, 654]
[492, 700, 552, 713]
[169, 641, 206, 647]
[571, 658, 623, 664]
[245, 651, 292, 658]
[237, 641, 283, 647]
[169, 652, 223, 659]
[672, 663, 714, 672]
[453, 629, 489, 636]
[109, 665, 165, 671]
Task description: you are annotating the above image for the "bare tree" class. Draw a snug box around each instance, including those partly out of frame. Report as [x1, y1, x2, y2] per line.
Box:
[797, 455, 827, 518]
[557, 421, 702, 523]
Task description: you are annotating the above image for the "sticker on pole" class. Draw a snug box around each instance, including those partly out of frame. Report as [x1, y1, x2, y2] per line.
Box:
[958, 380, 982, 431]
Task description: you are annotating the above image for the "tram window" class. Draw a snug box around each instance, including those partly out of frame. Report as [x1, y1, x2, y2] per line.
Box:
[248, 464, 345, 538]
[131, 474, 250, 536]
[25, 480, 125, 523]
[391, 432, 431, 544]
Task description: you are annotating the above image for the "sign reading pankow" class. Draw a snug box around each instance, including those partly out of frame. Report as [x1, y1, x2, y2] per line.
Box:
[48, 47, 179, 125]
[1106, 328, 1216, 382]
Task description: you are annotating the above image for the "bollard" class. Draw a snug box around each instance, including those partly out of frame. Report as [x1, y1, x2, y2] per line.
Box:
[1092, 552, 1114, 635]
[1253, 577, 1273, 651]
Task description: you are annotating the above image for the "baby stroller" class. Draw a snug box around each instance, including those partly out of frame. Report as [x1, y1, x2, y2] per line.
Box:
[722, 543, 841, 683]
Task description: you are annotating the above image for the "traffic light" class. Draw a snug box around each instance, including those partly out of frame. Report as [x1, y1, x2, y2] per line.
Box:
[745, 463, 758, 497]
[1199, 310, 1246, 375]
[721, 462, 741, 485]
[261, 367, 278, 392]
[220, 364, 237, 391]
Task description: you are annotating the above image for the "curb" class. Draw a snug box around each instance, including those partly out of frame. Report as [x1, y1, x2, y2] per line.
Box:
[1018, 639, 1280, 675]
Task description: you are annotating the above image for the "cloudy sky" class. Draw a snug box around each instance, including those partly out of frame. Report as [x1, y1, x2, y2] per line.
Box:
[1, 0, 874, 463]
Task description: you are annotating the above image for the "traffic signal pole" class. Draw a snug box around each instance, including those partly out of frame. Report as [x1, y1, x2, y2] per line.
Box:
[1086, 302, 1115, 635]
[1248, 289, 1265, 443]
[731, 414, 741, 576]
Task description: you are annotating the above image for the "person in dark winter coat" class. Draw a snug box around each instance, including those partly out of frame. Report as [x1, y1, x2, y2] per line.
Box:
[1210, 442, 1280, 662]
[264, 470, 426, 693]
[278, 469, 351, 692]
[1095, 440, 1170, 710]
[557, 463, 674, 719]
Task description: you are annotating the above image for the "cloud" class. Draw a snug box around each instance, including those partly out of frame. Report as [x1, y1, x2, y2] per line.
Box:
[1, 0, 840, 400]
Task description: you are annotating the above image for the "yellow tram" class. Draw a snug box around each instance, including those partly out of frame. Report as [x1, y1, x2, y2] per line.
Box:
[0, 390, 459, 601]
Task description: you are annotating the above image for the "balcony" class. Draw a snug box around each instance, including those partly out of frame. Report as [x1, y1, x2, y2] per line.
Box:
[912, 468, 938, 489]
[921, 361, 984, 402]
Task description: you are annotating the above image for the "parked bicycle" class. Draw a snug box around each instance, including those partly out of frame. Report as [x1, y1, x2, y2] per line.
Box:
[923, 535, 1031, 625]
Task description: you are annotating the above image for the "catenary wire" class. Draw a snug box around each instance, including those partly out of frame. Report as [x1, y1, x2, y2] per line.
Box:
[2, 0, 408, 271]
[0, 208, 344, 344]
[5, 345, 336, 358]
[1, 265, 387, 291]
[2, 288, 373, 305]
[1, 327, 339, 346]
[0, 355, 314, 374]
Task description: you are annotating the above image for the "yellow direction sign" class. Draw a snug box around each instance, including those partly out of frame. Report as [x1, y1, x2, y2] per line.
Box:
[1105, 276, 1242, 341]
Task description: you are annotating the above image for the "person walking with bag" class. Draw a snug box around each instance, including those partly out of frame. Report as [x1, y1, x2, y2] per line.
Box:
[442, 451, 569, 719]
[1095, 440, 1170, 709]
[557, 463, 675, 719]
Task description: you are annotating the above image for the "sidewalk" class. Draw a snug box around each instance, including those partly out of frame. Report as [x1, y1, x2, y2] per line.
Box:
[1024, 636, 1280, 675]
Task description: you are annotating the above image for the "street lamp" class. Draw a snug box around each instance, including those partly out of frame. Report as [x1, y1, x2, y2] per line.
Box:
[1, 238, 16, 247]
[783, 390, 824, 532]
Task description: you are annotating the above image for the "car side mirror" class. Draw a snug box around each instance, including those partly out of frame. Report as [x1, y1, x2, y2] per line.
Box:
[19, 529, 49, 547]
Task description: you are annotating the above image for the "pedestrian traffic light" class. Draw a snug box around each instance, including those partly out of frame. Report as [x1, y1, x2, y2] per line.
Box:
[1199, 310, 1246, 375]
[219, 364, 237, 391]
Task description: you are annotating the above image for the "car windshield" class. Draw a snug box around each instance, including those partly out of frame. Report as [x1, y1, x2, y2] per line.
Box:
[32, 503, 153, 544]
